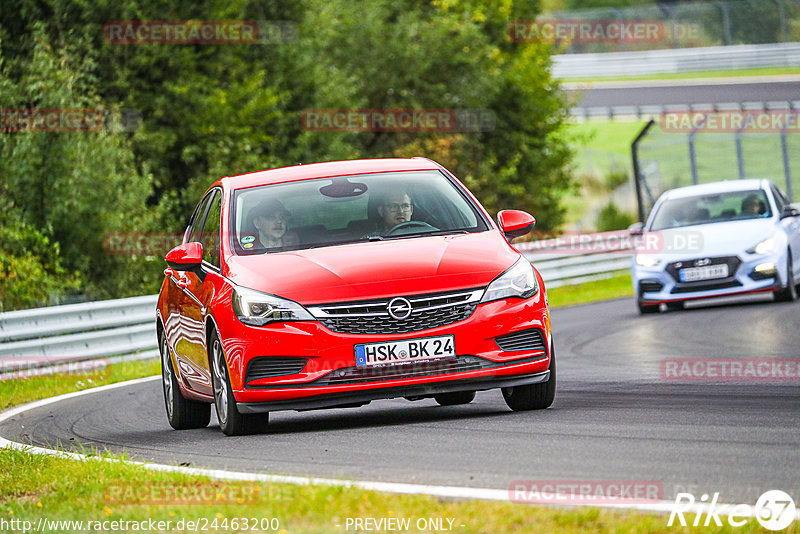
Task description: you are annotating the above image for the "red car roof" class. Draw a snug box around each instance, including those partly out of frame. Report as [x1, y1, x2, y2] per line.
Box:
[219, 158, 443, 190]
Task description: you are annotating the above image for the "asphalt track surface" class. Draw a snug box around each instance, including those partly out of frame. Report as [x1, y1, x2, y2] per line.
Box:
[2, 295, 799, 505]
[567, 78, 800, 107]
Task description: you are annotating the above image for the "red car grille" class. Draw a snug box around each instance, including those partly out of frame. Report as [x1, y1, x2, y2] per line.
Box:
[309, 289, 482, 335]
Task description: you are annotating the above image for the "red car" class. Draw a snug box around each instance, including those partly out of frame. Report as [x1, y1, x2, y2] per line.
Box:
[157, 158, 555, 435]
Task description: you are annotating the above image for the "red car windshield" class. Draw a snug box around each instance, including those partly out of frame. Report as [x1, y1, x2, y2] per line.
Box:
[230, 170, 489, 254]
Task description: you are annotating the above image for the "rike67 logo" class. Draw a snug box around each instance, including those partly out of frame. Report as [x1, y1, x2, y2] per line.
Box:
[669, 490, 796, 530]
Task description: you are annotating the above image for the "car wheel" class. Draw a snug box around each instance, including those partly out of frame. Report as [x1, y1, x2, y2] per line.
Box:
[774, 252, 797, 302]
[665, 301, 684, 311]
[210, 330, 269, 436]
[502, 343, 556, 411]
[160, 329, 211, 430]
[434, 391, 476, 406]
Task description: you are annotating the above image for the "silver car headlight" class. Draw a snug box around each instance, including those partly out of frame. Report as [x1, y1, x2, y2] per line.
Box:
[232, 286, 315, 326]
[747, 234, 777, 255]
[635, 254, 661, 267]
[480, 258, 538, 303]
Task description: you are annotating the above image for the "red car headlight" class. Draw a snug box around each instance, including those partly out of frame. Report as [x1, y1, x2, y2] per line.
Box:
[232, 286, 315, 326]
[480, 258, 538, 303]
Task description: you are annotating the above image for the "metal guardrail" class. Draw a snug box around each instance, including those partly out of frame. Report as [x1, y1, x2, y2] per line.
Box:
[0, 295, 158, 379]
[552, 43, 800, 78]
[0, 237, 631, 377]
[571, 100, 800, 120]
[518, 232, 633, 288]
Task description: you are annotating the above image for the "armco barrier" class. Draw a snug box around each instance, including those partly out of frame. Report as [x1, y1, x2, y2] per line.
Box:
[0, 295, 159, 378]
[552, 43, 800, 78]
[0, 235, 632, 377]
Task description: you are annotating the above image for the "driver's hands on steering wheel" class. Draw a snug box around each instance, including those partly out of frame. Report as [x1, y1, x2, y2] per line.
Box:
[385, 220, 439, 236]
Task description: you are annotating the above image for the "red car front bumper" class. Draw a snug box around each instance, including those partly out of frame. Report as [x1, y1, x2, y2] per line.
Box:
[215, 291, 552, 412]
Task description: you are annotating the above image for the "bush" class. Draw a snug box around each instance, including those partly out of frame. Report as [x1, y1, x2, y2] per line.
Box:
[596, 201, 635, 231]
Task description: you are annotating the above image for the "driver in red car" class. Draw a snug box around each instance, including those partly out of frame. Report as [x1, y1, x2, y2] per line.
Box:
[374, 189, 414, 235]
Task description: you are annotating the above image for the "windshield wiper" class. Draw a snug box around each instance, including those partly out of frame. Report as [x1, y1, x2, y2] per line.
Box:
[384, 229, 469, 240]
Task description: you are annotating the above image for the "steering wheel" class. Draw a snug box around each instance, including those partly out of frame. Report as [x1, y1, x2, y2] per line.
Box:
[385, 221, 438, 236]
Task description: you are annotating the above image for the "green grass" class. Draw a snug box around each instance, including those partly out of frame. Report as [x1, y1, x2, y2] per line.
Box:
[559, 66, 800, 83]
[1, 335, 783, 532]
[2, 446, 725, 534]
[0, 358, 160, 411]
[560, 115, 800, 229]
[560, 120, 646, 227]
[548, 271, 634, 309]
[565, 120, 646, 177]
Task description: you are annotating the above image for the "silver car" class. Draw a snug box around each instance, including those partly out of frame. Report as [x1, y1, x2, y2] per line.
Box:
[631, 179, 800, 314]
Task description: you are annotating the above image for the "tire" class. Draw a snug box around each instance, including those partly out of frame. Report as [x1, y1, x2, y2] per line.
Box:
[665, 301, 684, 311]
[159, 329, 211, 430]
[774, 252, 797, 302]
[434, 390, 476, 406]
[210, 331, 269, 436]
[502, 343, 556, 411]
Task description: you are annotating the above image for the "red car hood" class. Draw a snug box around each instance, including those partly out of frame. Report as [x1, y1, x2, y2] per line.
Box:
[224, 232, 520, 304]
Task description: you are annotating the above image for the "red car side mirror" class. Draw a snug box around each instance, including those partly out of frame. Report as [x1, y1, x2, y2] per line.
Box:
[165, 242, 203, 271]
[497, 210, 536, 240]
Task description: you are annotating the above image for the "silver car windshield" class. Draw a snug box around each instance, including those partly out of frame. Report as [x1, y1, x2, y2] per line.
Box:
[650, 189, 772, 231]
[230, 170, 487, 254]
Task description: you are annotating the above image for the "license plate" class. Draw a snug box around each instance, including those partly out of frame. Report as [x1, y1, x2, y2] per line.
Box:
[354, 335, 455, 367]
[679, 264, 729, 282]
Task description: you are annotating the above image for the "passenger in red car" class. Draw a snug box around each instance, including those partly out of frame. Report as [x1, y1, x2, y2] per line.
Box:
[251, 199, 294, 249]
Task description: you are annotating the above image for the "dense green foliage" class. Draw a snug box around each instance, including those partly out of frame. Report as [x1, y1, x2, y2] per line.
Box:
[0, 0, 573, 311]
[596, 200, 635, 231]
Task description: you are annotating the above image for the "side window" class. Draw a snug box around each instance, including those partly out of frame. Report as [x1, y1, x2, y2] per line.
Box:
[201, 192, 222, 268]
[187, 193, 214, 244]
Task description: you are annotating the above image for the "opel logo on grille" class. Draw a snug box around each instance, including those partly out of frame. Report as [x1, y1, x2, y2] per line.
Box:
[695, 258, 712, 267]
[387, 297, 412, 320]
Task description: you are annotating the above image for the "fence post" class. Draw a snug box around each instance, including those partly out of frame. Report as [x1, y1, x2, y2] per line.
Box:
[781, 108, 794, 200]
[714, 2, 732, 46]
[689, 132, 699, 185]
[631, 119, 656, 223]
[735, 129, 746, 180]
[773, 0, 788, 42]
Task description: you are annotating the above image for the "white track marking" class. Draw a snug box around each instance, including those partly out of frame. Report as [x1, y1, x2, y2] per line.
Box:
[2, 376, 798, 520]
